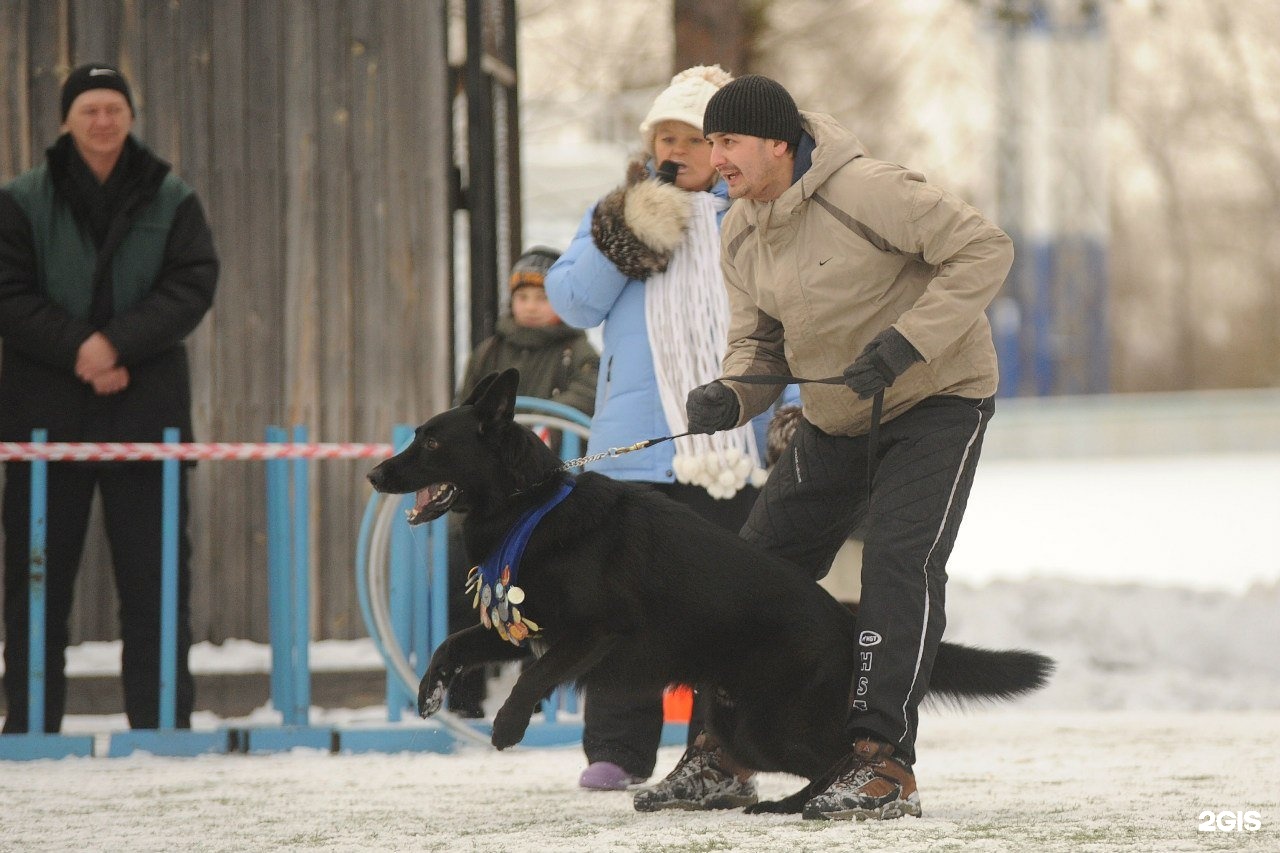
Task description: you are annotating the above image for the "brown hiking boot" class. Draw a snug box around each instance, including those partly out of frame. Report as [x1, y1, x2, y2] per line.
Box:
[633, 734, 758, 812]
[802, 737, 922, 821]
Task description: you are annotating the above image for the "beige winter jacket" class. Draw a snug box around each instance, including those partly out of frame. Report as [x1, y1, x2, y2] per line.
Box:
[719, 111, 1013, 437]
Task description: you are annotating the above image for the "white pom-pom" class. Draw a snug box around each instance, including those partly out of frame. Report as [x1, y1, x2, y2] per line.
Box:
[750, 467, 769, 488]
[669, 64, 733, 90]
[733, 456, 752, 478]
[717, 469, 737, 488]
[685, 453, 706, 478]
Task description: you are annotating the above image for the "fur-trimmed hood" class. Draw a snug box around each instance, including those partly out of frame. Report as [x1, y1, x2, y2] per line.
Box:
[588, 159, 728, 281]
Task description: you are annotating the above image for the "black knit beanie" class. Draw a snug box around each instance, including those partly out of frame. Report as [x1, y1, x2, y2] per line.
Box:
[60, 63, 134, 120]
[702, 74, 802, 147]
[508, 245, 561, 293]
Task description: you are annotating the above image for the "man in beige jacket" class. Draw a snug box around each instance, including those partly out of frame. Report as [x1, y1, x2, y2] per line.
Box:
[640, 75, 1013, 821]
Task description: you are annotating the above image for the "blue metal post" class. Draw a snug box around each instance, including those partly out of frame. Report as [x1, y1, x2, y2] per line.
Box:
[291, 424, 311, 725]
[265, 425, 294, 721]
[158, 428, 181, 730]
[428, 516, 449, 656]
[382, 424, 416, 720]
[0, 429, 90, 757]
[387, 496, 411, 720]
[27, 429, 48, 732]
[410, 512, 431, 678]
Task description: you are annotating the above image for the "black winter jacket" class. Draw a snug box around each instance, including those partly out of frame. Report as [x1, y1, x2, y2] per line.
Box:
[456, 316, 598, 416]
[0, 135, 218, 443]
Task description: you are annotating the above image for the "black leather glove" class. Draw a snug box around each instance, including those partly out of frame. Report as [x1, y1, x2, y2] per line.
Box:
[843, 328, 922, 399]
[685, 381, 740, 434]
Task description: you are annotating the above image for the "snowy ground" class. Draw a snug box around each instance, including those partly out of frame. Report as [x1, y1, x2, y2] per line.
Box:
[3, 452, 1278, 850]
[3, 574, 1277, 852]
[2, 710, 1276, 852]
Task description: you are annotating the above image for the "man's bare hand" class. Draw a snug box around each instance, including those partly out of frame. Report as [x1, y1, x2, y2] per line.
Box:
[76, 332, 119, 381]
[89, 366, 129, 396]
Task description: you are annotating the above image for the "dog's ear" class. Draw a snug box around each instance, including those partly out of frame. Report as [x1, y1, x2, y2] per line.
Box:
[473, 368, 520, 432]
[461, 372, 501, 406]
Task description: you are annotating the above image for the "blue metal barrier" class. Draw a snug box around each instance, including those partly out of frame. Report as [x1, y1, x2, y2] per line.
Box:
[241, 425, 330, 753]
[1, 429, 227, 759]
[0, 431, 95, 758]
[27, 429, 49, 737]
[108, 430, 229, 757]
[1, 400, 686, 759]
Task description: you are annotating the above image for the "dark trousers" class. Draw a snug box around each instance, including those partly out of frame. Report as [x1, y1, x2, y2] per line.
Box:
[2, 461, 195, 733]
[582, 481, 757, 778]
[740, 395, 993, 763]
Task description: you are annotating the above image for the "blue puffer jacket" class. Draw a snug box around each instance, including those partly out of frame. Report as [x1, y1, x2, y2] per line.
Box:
[546, 173, 791, 482]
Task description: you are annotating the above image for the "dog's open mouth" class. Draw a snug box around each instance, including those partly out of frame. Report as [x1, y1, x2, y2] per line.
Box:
[406, 483, 459, 525]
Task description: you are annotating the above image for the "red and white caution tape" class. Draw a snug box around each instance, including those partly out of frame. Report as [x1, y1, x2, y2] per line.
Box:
[0, 442, 396, 462]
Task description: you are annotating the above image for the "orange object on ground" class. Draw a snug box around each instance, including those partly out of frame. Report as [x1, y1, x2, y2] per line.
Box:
[662, 685, 693, 722]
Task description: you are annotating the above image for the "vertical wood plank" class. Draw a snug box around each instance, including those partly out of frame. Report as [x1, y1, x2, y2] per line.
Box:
[69, 0, 121, 71]
[206, 0, 252, 640]
[0, 0, 33, 176]
[26, 1, 66, 213]
[282, 0, 325, 636]
[312, 0, 359, 637]
[176, 0, 217, 641]
[243, 0, 285, 642]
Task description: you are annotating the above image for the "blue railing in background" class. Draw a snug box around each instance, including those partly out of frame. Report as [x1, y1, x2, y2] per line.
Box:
[1, 396, 693, 759]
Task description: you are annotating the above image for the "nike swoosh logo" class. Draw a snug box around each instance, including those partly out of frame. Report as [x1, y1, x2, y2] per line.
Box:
[818, 257, 833, 266]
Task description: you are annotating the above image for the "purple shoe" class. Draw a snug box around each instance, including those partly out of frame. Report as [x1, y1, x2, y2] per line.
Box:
[579, 761, 645, 791]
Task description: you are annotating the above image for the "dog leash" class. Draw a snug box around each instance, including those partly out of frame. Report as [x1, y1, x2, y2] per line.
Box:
[553, 375, 885, 503]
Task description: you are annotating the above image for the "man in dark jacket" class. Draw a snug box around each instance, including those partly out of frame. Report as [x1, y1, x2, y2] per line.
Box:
[0, 64, 218, 732]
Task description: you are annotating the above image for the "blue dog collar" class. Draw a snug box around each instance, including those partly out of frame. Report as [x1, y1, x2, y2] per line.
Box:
[466, 480, 573, 646]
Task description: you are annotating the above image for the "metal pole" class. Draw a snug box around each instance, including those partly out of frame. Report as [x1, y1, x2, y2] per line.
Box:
[26, 429, 48, 732]
[428, 516, 449, 657]
[291, 424, 311, 725]
[466, 0, 499, 348]
[410, 507, 431, 683]
[158, 427, 181, 730]
[265, 425, 295, 722]
[387, 425, 413, 720]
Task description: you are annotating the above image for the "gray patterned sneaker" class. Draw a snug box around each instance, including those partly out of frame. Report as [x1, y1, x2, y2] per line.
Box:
[633, 743, 758, 812]
[802, 737, 922, 821]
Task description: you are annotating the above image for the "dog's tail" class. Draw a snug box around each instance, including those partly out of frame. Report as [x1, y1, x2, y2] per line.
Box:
[927, 641, 1054, 704]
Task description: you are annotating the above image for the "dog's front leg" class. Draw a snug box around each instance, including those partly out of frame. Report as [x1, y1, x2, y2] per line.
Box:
[491, 629, 618, 750]
[418, 625, 524, 717]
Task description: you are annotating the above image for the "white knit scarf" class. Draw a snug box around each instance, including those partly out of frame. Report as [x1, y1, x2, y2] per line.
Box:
[645, 190, 766, 499]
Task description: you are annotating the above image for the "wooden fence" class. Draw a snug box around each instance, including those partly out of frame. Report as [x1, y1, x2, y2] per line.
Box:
[0, 0, 456, 642]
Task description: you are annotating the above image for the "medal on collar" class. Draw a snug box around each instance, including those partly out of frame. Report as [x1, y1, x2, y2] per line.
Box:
[464, 481, 571, 646]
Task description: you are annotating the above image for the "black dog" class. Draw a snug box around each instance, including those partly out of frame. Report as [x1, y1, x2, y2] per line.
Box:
[368, 368, 1052, 814]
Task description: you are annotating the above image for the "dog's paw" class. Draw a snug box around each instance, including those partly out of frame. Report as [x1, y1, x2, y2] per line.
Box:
[490, 706, 531, 750]
[418, 656, 465, 718]
[417, 678, 445, 718]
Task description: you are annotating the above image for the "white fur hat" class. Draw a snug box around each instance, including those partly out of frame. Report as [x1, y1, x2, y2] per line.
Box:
[638, 64, 734, 152]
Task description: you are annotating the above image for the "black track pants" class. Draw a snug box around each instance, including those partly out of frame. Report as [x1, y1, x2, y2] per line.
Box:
[3, 461, 195, 733]
[740, 395, 993, 763]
